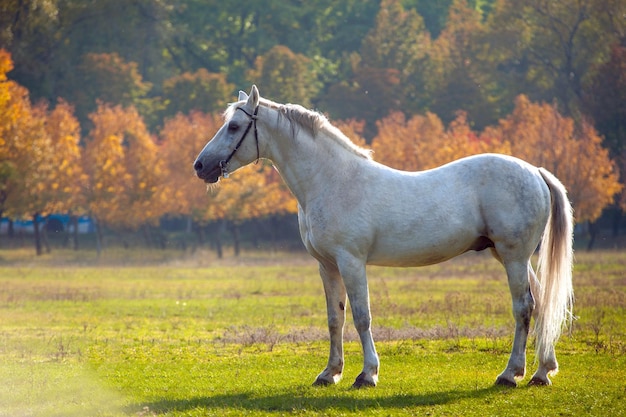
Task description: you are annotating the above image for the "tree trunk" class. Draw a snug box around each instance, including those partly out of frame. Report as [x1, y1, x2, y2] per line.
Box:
[214, 221, 225, 259]
[587, 221, 597, 251]
[8, 218, 14, 239]
[94, 217, 103, 257]
[71, 215, 79, 250]
[142, 224, 152, 247]
[612, 208, 621, 237]
[41, 217, 51, 253]
[195, 222, 206, 246]
[33, 213, 42, 256]
[232, 223, 241, 257]
[270, 216, 279, 252]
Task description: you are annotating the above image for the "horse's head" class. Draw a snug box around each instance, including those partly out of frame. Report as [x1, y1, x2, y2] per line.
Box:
[194, 85, 261, 183]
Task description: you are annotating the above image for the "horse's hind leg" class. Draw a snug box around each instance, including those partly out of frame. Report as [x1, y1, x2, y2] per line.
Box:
[528, 265, 559, 386]
[313, 261, 347, 386]
[529, 350, 558, 385]
[496, 259, 535, 387]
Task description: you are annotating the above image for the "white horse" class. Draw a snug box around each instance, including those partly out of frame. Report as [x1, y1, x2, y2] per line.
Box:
[194, 85, 574, 388]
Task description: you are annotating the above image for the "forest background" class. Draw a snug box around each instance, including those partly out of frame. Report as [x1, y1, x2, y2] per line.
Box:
[1, 0, 625, 256]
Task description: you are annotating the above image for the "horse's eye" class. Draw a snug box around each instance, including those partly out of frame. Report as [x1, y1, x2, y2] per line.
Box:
[228, 121, 239, 132]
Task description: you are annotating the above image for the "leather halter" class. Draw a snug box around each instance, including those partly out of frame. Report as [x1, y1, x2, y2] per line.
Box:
[219, 105, 260, 178]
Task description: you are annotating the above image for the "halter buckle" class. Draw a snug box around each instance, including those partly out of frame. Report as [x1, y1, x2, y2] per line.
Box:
[219, 160, 230, 178]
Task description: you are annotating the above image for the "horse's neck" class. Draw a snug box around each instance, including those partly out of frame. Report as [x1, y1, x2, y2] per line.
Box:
[264, 121, 356, 206]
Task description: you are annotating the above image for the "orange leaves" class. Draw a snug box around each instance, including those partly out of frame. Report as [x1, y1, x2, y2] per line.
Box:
[485, 95, 622, 222]
[0, 51, 85, 219]
[202, 164, 277, 224]
[159, 111, 223, 221]
[159, 111, 298, 226]
[84, 103, 164, 229]
[43, 100, 86, 214]
[0, 49, 13, 82]
[370, 95, 621, 222]
[371, 110, 505, 171]
[0, 44, 622, 232]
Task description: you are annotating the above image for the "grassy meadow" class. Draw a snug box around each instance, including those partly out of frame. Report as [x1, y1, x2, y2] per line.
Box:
[0, 248, 625, 416]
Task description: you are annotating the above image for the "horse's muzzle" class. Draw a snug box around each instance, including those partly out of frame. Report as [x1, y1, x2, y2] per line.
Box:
[193, 159, 221, 184]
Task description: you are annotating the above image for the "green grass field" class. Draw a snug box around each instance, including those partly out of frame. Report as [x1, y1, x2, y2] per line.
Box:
[1, 248, 625, 416]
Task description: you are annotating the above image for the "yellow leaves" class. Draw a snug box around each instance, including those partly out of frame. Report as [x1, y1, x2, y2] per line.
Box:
[159, 111, 223, 220]
[0, 46, 621, 230]
[0, 49, 13, 82]
[370, 95, 621, 223]
[84, 102, 165, 230]
[0, 52, 85, 217]
[203, 163, 293, 224]
[158, 110, 298, 226]
[481, 95, 621, 222]
[372, 110, 497, 171]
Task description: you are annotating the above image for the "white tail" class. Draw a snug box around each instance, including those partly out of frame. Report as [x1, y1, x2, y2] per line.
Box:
[535, 168, 574, 366]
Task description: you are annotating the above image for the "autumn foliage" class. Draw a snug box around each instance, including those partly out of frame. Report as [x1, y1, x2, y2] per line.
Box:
[372, 111, 509, 171]
[482, 96, 622, 222]
[370, 96, 620, 223]
[83, 103, 164, 230]
[0, 48, 623, 254]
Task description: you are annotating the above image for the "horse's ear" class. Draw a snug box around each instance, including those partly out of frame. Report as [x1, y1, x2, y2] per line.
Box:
[238, 90, 248, 101]
[248, 85, 260, 107]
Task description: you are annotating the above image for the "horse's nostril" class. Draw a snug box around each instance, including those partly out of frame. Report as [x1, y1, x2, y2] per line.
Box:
[194, 160, 203, 172]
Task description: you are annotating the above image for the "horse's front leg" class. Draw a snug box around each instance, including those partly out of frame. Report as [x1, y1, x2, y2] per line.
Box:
[313, 261, 347, 386]
[338, 256, 379, 388]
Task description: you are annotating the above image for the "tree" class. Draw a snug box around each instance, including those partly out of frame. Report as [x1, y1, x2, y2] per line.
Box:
[484, 0, 623, 116]
[122, 109, 166, 232]
[360, 0, 431, 75]
[582, 44, 626, 215]
[320, 0, 433, 137]
[0, 49, 30, 218]
[200, 163, 296, 256]
[0, 0, 61, 100]
[3, 101, 53, 254]
[370, 110, 507, 171]
[41, 99, 87, 250]
[83, 103, 164, 252]
[0, 50, 86, 254]
[363, 0, 432, 113]
[372, 111, 446, 170]
[247, 45, 320, 108]
[162, 69, 234, 117]
[43, 100, 86, 214]
[159, 110, 298, 255]
[319, 63, 402, 139]
[428, 0, 498, 129]
[334, 119, 368, 148]
[159, 111, 223, 225]
[71, 52, 156, 129]
[482, 95, 622, 224]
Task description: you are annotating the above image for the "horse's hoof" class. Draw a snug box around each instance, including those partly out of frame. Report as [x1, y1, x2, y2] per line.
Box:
[495, 376, 517, 387]
[352, 372, 376, 389]
[528, 376, 551, 386]
[312, 377, 334, 387]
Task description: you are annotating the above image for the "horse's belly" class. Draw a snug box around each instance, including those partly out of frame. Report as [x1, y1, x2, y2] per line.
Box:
[366, 236, 474, 267]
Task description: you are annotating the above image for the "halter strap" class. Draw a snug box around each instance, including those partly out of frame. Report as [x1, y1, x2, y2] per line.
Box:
[219, 105, 260, 178]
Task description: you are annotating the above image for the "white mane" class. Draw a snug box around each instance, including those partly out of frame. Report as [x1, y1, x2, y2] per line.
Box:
[225, 99, 372, 160]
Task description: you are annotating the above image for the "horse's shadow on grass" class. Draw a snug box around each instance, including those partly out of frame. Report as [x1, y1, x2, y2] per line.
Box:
[130, 384, 513, 414]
